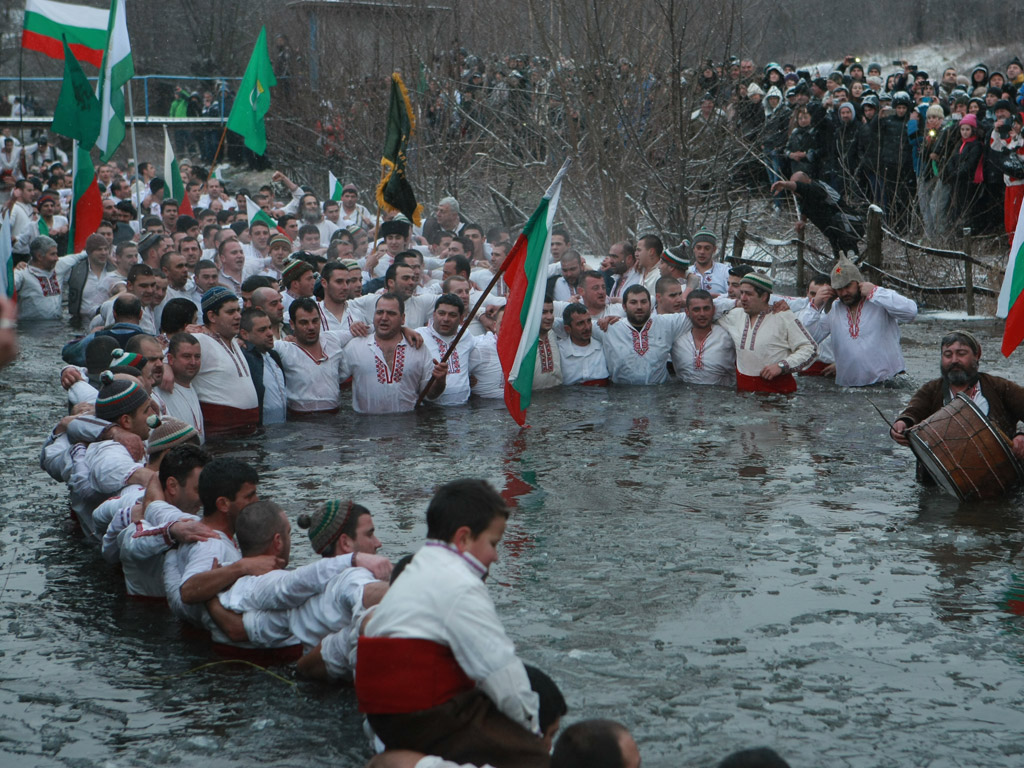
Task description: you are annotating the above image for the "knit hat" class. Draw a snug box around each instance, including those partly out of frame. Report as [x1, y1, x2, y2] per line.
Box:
[201, 285, 236, 317]
[740, 272, 773, 293]
[661, 247, 688, 269]
[766, 85, 782, 101]
[268, 233, 293, 250]
[346, 224, 363, 235]
[297, 499, 355, 555]
[85, 233, 109, 253]
[137, 232, 162, 255]
[960, 113, 978, 129]
[692, 229, 718, 246]
[994, 99, 1015, 114]
[830, 255, 863, 289]
[281, 258, 312, 283]
[838, 102, 857, 117]
[379, 219, 410, 238]
[746, 82, 764, 98]
[95, 371, 150, 422]
[342, 183, 357, 193]
[340, 259, 361, 271]
[109, 348, 147, 374]
[926, 104, 945, 119]
[146, 415, 199, 454]
[36, 193, 58, 209]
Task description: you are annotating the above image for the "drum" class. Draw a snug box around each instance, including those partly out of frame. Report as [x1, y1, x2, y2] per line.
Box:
[907, 393, 1024, 501]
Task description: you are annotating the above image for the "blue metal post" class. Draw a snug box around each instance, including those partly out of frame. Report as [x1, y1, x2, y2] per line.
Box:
[309, 11, 319, 90]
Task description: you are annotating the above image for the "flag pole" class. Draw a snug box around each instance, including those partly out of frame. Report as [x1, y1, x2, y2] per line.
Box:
[209, 124, 229, 170]
[68, 139, 77, 242]
[126, 77, 141, 229]
[413, 258, 514, 408]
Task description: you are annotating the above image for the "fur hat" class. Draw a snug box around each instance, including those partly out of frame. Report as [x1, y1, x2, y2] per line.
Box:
[830, 255, 863, 289]
[379, 219, 411, 239]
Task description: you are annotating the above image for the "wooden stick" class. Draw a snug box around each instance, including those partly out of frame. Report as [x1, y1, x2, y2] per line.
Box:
[414, 261, 511, 408]
[209, 124, 230, 170]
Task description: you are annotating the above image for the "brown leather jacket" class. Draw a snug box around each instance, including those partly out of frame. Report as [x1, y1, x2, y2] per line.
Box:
[897, 373, 1024, 437]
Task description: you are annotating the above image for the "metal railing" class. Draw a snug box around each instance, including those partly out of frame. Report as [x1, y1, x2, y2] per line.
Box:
[0, 74, 243, 119]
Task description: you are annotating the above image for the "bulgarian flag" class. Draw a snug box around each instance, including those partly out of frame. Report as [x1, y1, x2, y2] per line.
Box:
[328, 170, 344, 202]
[95, 0, 134, 162]
[163, 126, 192, 216]
[69, 143, 103, 252]
[998, 200, 1024, 356]
[22, 0, 108, 68]
[245, 196, 284, 236]
[496, 159, 571, 426]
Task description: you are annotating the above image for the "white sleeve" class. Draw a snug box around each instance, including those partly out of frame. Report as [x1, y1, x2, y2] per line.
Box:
[87, 443, 143, 496]
[65, 415, 111, 445]
[442, 583, 540, 732]
[867, 286, 917, 323]
[120, 516, 197, 564]
[798, 302, 831, 343]
[146, 500, 192, 528]
[99, 501, 136, 564]
[40, 431, 74, 482]
[218, 554, 354, 612]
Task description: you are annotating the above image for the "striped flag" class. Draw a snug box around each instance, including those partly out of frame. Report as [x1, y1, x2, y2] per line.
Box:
[328, 170, 344, 202]
[95, 0, 134, 162]
[998, 199, 1024, 356]
[0, 210, 13, 299]
[163, 127, 192, 216]
[21, 0, 108, 68]
[69, 142, 103, 253]
[245, 196, 283, 236]
[496, 159, 571, 426]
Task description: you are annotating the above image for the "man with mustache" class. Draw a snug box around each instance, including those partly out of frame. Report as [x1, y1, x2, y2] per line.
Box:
[890, 331, 1024, 467]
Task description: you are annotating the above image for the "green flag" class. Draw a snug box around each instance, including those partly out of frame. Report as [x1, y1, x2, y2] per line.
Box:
[227, 26, 276, 156]
[51, 36, 102, 148]
[375, 72, 422, 226]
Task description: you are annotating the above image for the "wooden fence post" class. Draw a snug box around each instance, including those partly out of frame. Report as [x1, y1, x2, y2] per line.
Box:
[963, 232, 975, 316]
[732, 221, 746, 265]
[795, 227, 806, 296]
[865, 207, 883, 269]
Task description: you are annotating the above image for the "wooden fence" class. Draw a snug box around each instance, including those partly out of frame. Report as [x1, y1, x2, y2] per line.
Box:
[728, 206, 1003, 313]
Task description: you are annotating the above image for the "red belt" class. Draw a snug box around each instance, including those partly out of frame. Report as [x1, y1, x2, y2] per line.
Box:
[356, 637, 475, 714]
[580, 378, 610, 387]
[212, 642, 303, 666]
[799, 360, 828, 377]
[200, 402, 259, 436]
[736, 369, 797, 394]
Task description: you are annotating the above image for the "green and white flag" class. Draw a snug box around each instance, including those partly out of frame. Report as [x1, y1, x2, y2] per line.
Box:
[328, 170, 344, 202]
[246, 196, 279, 234]
[94, 0, 134, 161]
[163, 127, 192, 216]
[227, 27, 276, 156]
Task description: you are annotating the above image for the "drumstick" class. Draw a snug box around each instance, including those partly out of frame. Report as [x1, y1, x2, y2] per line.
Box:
[867, 398, 895, 429]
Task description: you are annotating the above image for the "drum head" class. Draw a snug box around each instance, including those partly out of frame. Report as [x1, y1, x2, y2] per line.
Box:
[907, 429, 966, 500]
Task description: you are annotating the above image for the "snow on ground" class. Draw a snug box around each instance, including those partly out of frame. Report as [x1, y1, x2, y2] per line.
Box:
[805, 41, 1021, 83]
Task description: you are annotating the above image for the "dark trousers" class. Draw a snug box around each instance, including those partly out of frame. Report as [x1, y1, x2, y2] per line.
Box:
[368, 689, 549, 768]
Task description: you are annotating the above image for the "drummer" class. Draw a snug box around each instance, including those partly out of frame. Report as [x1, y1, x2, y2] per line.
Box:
[890, 331, 1024, 465]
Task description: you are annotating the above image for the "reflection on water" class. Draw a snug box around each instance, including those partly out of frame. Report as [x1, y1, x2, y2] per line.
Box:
[3, 316, 1024, 767]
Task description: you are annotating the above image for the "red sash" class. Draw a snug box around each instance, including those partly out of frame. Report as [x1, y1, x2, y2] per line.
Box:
[580, 378, 610, 387]
[211, 642, 303, 666]
[356, 637, 475, 714]
[736, 369, 797, 394]
[799, 360, 828, 377]
[200, 403, 259, 436]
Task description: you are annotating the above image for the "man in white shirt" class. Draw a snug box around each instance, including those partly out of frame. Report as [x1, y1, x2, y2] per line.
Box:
[14, 235, 68, 321]
[158, 332, 206, 442]
[800, 256, 917, 387]
[217, 238, 246, 296]
[551, 251, 583, 301]
[597, 285, 695, 385]
[317, 260, 359, 331]
[631, 234, 662, 297]
[337, 183, 374, 229]
[606, 240, 638, 300]
[339, 293, 448, 414]
[192, 287, 260, 435]
[9, 179, 38, 260]
[717, 272, 817, 393]
[686, 230, 730, 296]
[468, 306, 505, 399]
[274, 297, 354, 414]
[416, 294, 476, 406]
[298, 191, 338, 246]
[577, 270, 625, 321]
[558, 303, 609, 386]
[672, 289, 736, 386]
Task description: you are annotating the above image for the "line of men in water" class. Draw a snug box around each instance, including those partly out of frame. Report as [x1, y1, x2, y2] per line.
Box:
[41, 215, 923, 441]
[37, 394, 793, 768]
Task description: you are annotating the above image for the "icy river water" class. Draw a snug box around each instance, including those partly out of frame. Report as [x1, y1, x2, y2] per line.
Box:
[3, 312, 1024, 768]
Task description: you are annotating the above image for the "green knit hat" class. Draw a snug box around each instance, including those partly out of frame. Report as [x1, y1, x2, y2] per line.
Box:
[297, 499, 354, 555]
[740, 271, 774, 293]
[146, 415, 199, 454]
[95, 371, 150, 422]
